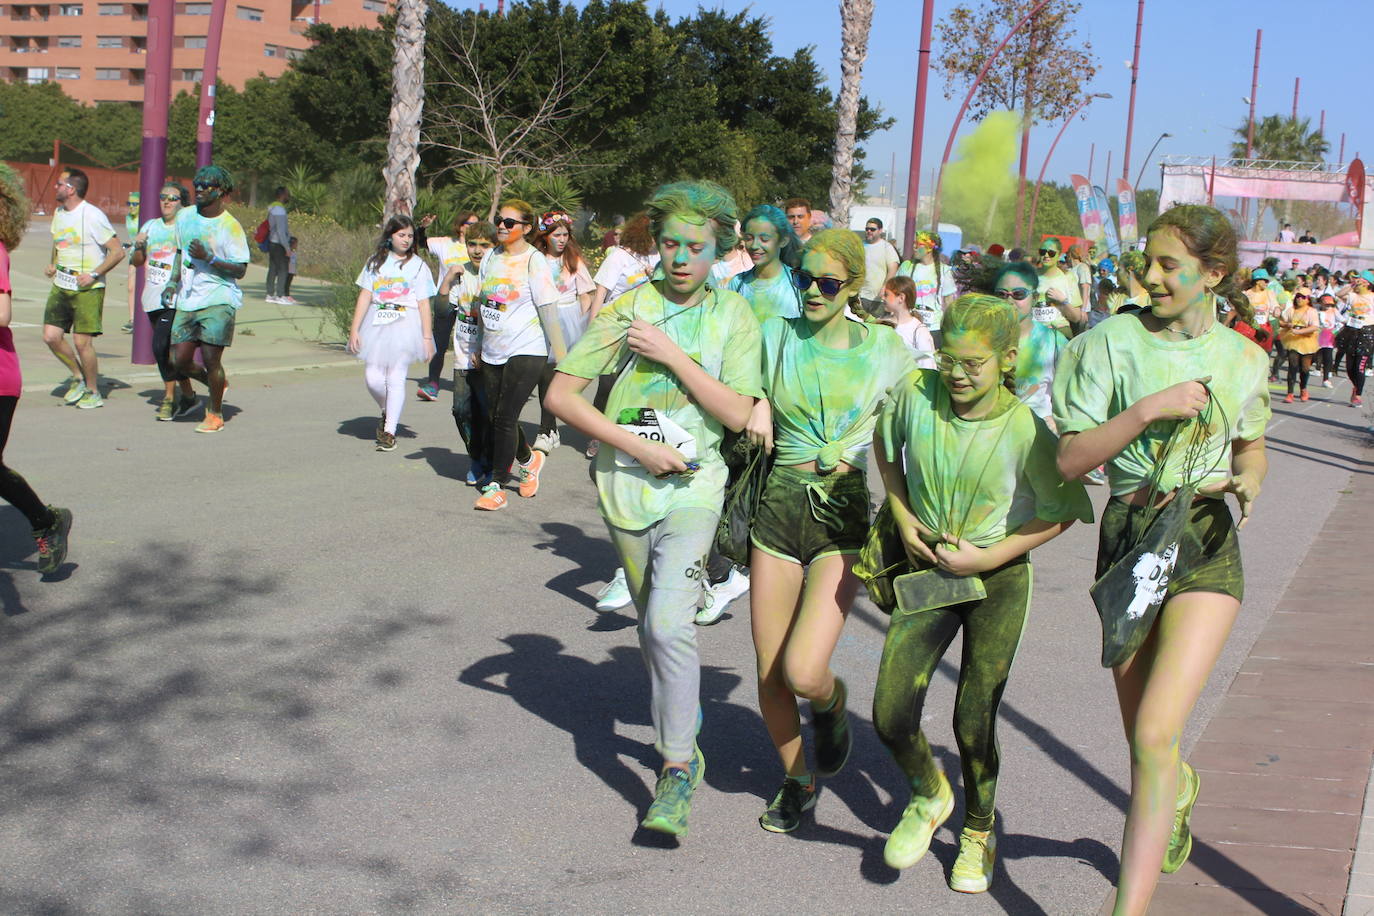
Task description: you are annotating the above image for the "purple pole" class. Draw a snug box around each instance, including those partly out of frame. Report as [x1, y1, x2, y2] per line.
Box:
[133, 0, 175, 365]
[195, 0, 228, 167]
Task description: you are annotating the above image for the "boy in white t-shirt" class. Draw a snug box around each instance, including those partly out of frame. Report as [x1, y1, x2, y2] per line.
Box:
[438, 221, 497, 485]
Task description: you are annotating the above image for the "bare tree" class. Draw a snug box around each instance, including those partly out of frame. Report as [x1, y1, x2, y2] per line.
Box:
[424, 24, 603, 221]
[381, 0, 427, 222]
[829, 0, 874, 225]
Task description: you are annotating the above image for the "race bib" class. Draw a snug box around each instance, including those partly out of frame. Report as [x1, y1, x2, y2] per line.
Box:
[372, 305, 406, 326]
[481, 300, 506, 332]
[54, 266, 80, 291]
[148, 259, 173, 288]
[1032, 304, 1059, 324]
[454, 316, 479, 343]
[614, 408, 698, 469]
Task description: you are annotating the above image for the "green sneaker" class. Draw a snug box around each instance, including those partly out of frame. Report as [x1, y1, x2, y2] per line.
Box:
[62, 381, 88, 405]
[34, 506, 73, 574]
[949, 824, 996, 893]
[75, 390, 104, 409]
[1162, 761, 1200, 874]
[884, 770, 954, 869]
[640, 745, 704, 837]
[759, 775, 817, 834]
[156, 397, 176, 421]
[812, 676, 851, 777]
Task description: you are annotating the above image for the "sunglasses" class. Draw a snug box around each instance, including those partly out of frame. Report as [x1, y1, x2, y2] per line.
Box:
[494, 217, 529, 230]
[193, 181, 221, 191]
[864, 226, 880, 232]
[995, 287, 1033, 302]
[791, 270, 846, 298]
[934, 352, 995, 376]
[1038, 249, 1060, 258]
[158, 193, 181, 202]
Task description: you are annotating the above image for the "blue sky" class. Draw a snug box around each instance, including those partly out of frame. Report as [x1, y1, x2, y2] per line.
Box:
[463, 0, 1370, 201]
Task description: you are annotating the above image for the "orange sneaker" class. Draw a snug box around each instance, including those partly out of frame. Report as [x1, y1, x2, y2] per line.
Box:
[474, 483, 507, 511]
[1283, 393, 1294, 403]
[517, 449, 545, 498]
[1300, 390, 1309, 402]
[196, 411, 225, 433]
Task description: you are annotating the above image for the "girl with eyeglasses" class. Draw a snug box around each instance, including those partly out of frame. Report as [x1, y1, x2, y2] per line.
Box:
[865, 294, 1091, 893]
[532, 210, 595, 455]
[743, 229, 914, 834]
[1053, 205, 1270, 915]
[993, 261, 1065, 426]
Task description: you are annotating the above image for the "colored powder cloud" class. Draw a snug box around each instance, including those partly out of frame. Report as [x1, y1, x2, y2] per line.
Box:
[942, 110, 1021, 225]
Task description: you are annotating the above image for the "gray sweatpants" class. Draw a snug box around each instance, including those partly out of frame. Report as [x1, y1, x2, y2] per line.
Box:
[606, 507, 718, 764]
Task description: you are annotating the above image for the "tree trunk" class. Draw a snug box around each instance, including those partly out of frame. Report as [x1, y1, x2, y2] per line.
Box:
[829, 0, 874, 226]
[382, 0, 427, 222]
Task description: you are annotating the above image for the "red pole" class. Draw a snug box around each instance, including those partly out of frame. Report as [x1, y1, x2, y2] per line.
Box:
[901, 0, 936, 258]
[930, 0, 1055, 225]
[1012, 13, 1038, 248]
[1122, 0, 1144, 181]
[133, 0, 174, 366]
[1292, 76, 1300, 120]
[195, 0, 228, 168]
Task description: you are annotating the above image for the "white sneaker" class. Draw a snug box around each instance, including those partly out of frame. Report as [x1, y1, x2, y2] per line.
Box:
[1323, 379, 1334, 388]
[281, 296, 300, 305]
[696, 568, 749, 626]
[595, 568, 631, 612]
[532, 431, 560, 453]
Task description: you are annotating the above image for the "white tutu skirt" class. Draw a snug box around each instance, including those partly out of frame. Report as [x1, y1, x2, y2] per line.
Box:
[547, 303, 590, 363]
[357, 308, 427, 366]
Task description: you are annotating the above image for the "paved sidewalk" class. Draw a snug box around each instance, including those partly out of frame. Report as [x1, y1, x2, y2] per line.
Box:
[1106, 433, 1374, 914]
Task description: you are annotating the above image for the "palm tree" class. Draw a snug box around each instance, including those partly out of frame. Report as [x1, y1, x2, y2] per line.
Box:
[829, 0, 874, 225]
[382, 0, 427, 222]
[1230, 114, 1331, 236]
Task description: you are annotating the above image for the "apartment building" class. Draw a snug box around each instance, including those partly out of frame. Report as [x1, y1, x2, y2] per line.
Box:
[0, 0, 384, 105]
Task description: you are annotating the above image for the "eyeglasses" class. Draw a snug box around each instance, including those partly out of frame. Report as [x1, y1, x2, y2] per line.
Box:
[995, 287, 1033, 302]
[193, 181, 221, 191]
[158, 193, 181, 202]
[791, 270, 846, 298]
[1038, 249, 1059, 258]
[934, 352, 995, 376]
[494, 217, 529, 230]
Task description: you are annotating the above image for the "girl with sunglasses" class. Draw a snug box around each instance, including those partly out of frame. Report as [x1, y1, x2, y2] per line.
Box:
[866, 294, 1090, 893]
[744, 229, 914, 834]
[545, 181, 763, 838]
[1034, 238, 1083, 337]
[130, 182, 197, 421]
[993, 262, 1064, 427]
[532, 210, 595, 455]
[1054, 205, 1270, 915]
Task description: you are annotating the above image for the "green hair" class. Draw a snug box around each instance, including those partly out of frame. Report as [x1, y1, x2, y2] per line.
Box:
[941, 293, 1021, 392]
[194, 164, 234, 192]
[645, 180, 739, 259]
[803, 228, 866, 291]
[0, 163, 30, 251]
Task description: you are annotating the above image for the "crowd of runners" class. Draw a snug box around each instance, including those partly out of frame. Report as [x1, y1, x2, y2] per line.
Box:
[4, 155, 1371, 914]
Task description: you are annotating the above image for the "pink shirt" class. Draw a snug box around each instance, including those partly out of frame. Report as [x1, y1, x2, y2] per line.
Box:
[0, 243, 22, 397]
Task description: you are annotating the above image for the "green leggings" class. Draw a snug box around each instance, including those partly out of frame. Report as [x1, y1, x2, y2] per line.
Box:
[871, 558, 1032, 831]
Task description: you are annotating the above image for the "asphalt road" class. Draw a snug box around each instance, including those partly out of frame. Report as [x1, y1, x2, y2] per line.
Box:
[1, 225, 1371, 913]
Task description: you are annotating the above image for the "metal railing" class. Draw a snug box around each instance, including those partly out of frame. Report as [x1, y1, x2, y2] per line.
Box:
[1160, 155, 1344, 173]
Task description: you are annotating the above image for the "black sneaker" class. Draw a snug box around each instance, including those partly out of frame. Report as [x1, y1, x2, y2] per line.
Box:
[173, 392, 199, 418]
[812, 676, 851, 777]
[759, 776, 817, 833]
[34, 506, 73, 574]
[376, 430, 397, 452]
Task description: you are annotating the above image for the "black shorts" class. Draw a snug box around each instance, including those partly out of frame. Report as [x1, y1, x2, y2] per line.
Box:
[751, 464, 871, 566]
[1097, 496, 1244, 602]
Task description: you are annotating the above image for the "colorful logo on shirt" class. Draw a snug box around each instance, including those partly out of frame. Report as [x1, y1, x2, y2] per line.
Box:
[372, 276, 413, 303]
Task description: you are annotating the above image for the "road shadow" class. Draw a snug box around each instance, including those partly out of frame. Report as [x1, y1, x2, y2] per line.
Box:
[1265, 434, 1373, 475]
[404, 445, 468, 483]
[533, 522, 623, 615]
[337, 415, 416, 441]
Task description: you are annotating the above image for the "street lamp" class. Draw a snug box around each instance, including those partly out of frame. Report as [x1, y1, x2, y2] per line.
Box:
[1134, 131, 1171, 189]
[1026, 92, 1112, 242]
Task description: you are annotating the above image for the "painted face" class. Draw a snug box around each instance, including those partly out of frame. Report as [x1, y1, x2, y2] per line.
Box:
[656, 215, 715, 298]
[390, 226, 415, 255]
[914, 240, 934, 263]
[1141, 226, 1222, 319]
[1356, 278, 1371, 294]
[937, 330, 1011, 408]
[994, 273, 1036, 319]
[798, 249, 853, 325]
[880, 287, 909, 318]
[785, 207, 810, 235]
[547, 225, 569, 256]
[741, 217, 781, 269]
[495, 208, 529, 245]
[1038, 242, 1061, 269]
[158, 188, 182, 220]
[193, 181, 223, 208]
[466, 237, 492, 263]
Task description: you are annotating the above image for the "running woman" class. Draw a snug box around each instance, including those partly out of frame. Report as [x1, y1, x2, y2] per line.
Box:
[348, 215, 437, 452]
[533, 209, 595, 455]
[745, 229, 914, 833]
[0, 164, 73, 574]
[1278, 288, 1319, 403]
[1033, 237, 1084, 337]
[993, 261, 1065, 426]
[545, 180, 763, 838]
[1054, 205, 1270, 915]
[472, 199, 565, 510]
[1338, 271, 1374, 407]
[130, 181, 197, 421]
[729, 205, 803, 326]
[438, 220, 496, 484]
[868, 295, 1091, 893]
[879, 275, 936, 368]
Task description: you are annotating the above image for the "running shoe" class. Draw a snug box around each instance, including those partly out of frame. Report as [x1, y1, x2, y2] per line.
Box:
[465, 462, 491, 486]
[1084, 466, 1108, 486]
[949, 824, 997, 893]
[640, 744, 704, 837]
[1352, 395, 1364, 407]
[474, 482, 507, 511]
[1300, 391, 1310, 402]
[156, 397, 176, 421]
[595, 568, 631, 611]
[532, 431, 560, 454]
[55, 376, 81, 399]
[63, 381, 88, 405]
[265, 295, 283, 304]
[196, 411, 225, 433]
[174, 392, 199, 418]
[812, 676, 851, 777]
[75, 390, 104, 409]
[281, 296, 299, 305]
[417, 382, 438, 401]
[585, 439, 599, 459]
[1323, 379, 1333, 388]
[696, 568, 749, 626]
[759, 776, 817, 833]
[33, 506, 73, 575]
[1284, 393, 1295, 403]
[517, 449, 545, 498]
[121, 321, 134, 333]
[376, 430, 397, 452]
[884, 770, 954, 870]
[1162, 761, 1200, 874]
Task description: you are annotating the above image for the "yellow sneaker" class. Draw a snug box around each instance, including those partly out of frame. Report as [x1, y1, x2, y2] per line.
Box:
[884, 770, 954, 869]
[949, 824, 996, 893]
[1162, 761, 1200, 874]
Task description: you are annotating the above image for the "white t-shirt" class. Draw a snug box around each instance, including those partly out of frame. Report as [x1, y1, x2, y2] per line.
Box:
[903, 260, 955, 331]
[51, 200, 116, 290]
[1035, 270, 1079, 330]
[451, 266, 483, 371]
[594, 247, 659, 302]
[355, 252, 437, 311]
[551, 257, 595, 310]
[891, 319, 936, 369]
[137, 217, 179, 312]
[1279, 229, 1296, 243]
[861, 240, 899, 299]
[477, 246, 559, 365]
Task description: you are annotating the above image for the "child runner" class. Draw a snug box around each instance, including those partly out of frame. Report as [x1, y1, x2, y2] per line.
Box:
[285, 236, 298, 299]
[746, 229, 914, 833]
[1316, 293, 1340, 388]
[545, 180, 763, 838]
[879, 275, 936, 368]
[1053, 205, 1270, 915]
[1033, 237, 1084, 337]
[417, 211, 478, 401]
[348, 215, 437, 452]
[868, 294, 1091, 893]
[1279, 287, 1319, 403]
[130, 181, 198, 420]
[438, 220, 496, 484]
[533, 209, 595, 455]
[729, 205, 803, 326]
[472, 199, 565, 510]
[0, 164, 73, 574]
[897, 230, 956, 342]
